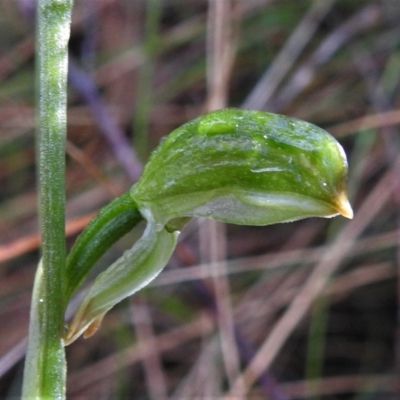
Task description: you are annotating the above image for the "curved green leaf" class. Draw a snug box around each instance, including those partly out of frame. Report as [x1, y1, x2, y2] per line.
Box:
[65, 217, 179, 345]
[65, 191, 142, 303]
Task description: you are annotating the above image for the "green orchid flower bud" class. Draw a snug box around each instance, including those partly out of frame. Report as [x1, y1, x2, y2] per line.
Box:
[132, 108, 353, 226]
[64, 108, 352, 345]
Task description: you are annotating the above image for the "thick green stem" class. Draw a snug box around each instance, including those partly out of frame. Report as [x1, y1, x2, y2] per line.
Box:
[22, 1, 73, 399]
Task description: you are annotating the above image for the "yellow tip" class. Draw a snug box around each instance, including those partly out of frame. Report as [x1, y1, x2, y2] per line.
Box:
[336, 191, 353, 219]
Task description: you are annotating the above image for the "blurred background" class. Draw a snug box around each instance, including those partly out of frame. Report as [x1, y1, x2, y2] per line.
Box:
[1, 0, 400, 398]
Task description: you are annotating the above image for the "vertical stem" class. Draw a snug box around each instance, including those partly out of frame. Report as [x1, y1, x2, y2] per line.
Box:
[22, 1, 72, 399]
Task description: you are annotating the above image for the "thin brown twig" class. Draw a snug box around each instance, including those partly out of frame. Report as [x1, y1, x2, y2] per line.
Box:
[243, 0, 336, 110]
[203, 0, 244, 395]
[169, 337, 221, 399]
[0, 212, 95, 263]
[130, 295, 168, 400]
[205, 0, 238, 111]
[281, 374, 396, 398]
[66, 140, 123, 197]
[272, 4, 382, 111]
[0, 37, 34, 82]
[328, 108, 400, 137]
[326, 262, 395, 299]
[0, 338, 27, 378]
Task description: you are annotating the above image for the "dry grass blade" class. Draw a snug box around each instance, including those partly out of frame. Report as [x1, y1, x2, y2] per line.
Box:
[130, 295, 168, 400]
[281, 374, 397, 398]
[272, 4, 382, 111]
[243, 0, 336, 109]
[328, 109, 400, 137]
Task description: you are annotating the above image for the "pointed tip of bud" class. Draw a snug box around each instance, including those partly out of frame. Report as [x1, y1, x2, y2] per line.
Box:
[336, 191, 353, 219]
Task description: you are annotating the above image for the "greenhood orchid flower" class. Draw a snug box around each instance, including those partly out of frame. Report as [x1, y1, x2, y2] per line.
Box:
[64, 109, 352, 345]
